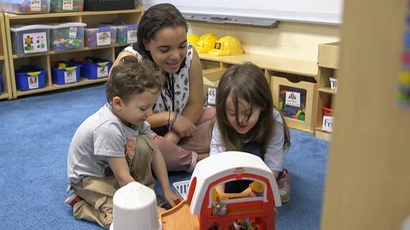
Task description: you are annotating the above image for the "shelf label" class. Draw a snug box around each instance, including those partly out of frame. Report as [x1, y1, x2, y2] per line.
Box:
[97, 31, 111, 46]
[127, 29, 138, 43]
[322, 115, 333, 132]
[64, 70, 77, 84]
[28, 76, 39, 89]
[97, 66, 109, 78]
[63, 0, 74, 10]
[23, 32, 48, 54]
[30, 0, 41, 11]
[207, 87, 216, 106]
[285, 91, 301, 107]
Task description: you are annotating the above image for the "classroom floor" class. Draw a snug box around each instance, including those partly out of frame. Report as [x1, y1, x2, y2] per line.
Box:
[0, 84, 329, 230]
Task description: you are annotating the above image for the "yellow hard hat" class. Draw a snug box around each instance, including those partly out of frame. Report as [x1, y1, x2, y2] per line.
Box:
[187, 34, 200, 47]
[208, 36, 243, 56]
[195, 33, 219, 53]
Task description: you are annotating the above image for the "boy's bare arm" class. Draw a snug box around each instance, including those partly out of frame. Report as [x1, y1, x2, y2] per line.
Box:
[107, 157, 134, 187]
[151, 143, 179, 206]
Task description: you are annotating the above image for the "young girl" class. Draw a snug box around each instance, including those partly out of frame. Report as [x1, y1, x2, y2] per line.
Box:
[112, 3, 215, 173]
[210, 62, 291, 204]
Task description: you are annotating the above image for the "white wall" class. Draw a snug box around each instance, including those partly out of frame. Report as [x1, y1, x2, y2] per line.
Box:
[189, 21, 340, 61]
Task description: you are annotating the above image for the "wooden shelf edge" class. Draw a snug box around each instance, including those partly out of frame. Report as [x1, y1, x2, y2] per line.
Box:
[318, 87, 336, 94]
[15, 78, 107, 97]
[0, 56, 4, 61]
[5, 7, 144, 20]
[0, 93, 10, 100]
[314, 128, 332, 141]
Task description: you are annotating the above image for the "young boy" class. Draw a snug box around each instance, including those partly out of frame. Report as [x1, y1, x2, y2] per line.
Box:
[66, 58, 180, 229]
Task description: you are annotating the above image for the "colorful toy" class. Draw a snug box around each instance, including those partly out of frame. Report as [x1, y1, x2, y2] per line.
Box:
[11, 24, 51, 55]
[101, 19, 138, 45]
[50, 23, 86, 51]
[209, 36, 243, 56]
[50, 0, 84, 12]
[0, 0, 50, 14]
[84, 26, 115, 47]
[161, 151, 281, 230]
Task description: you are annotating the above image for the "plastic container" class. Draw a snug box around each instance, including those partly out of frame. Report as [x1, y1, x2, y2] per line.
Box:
[101, 20, 138, 45]
[0, 0, 50, 14]
[11, 24, 51, 55]
[50, 0, 84, 12]
[0, 74, 3, 94]
[173, 180, 190, 200]
[15, 66, 47, 91]
[84, 26, 116, 47]
[71, 57, 112, 79]
[49, 22, 86, 51]
[83, 0, 134, 11]
[51, 61, 81, 85]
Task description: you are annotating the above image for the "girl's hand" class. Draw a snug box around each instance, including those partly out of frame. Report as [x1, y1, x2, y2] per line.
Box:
[163, 189, 180, 207]
[172, 114, 196, 138]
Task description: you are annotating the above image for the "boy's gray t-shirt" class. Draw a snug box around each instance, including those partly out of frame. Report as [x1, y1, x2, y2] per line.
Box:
[67, 103, 152, 184]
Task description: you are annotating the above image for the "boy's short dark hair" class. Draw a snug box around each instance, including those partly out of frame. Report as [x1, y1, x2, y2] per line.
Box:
[106, 59, 166, 103]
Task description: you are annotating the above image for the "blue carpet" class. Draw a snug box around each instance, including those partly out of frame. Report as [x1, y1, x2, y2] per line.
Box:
[0, 85, 329, 230]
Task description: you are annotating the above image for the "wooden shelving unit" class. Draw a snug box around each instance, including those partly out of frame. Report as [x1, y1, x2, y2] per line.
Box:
[3, 8, 144, 98]
[314, 42, 340, 140]
[0, 13, 12, 100]
[198, 52, 319, 133]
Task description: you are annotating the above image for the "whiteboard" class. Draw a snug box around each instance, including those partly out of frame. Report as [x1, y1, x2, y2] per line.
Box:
[142, 0, 344, 25]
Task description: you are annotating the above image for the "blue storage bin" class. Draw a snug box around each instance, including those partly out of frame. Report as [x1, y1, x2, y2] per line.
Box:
[15, 66, 47, 91]
[51, 61, 81, 85]
[0, 74, 3, 94]
[71, 57, 112, 79]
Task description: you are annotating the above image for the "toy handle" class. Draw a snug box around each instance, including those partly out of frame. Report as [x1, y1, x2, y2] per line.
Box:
[112, 19, 126, 25]
[27, 71, 41, 77]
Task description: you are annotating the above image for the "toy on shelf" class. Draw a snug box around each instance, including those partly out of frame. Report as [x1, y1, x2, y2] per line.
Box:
[208, 36, 243, 56]
[15, 66, 47, 91]
[162, 151, 281, 230]
[50, 0, 84, 12]
[51, 61, 81, 85]
[187, 34, 200, 47]
[196, 33, 219, 53]
[49, 22, 86, 51]
[278, 86, 307, 121]
[70, 57, 112, 80]
[0, 0, 51, 14]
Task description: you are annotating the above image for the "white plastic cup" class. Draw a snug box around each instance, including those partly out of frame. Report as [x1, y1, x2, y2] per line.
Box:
[110, 182, 161, 230]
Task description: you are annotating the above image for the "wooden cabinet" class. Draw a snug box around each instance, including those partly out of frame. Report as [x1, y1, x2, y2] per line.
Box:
[0, 14, 12, 100]
[3, 8, 143, 98]
[314, 42, 340, 140]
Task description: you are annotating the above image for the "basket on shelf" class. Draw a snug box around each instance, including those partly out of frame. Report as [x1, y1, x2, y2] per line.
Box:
[173, 180, 190, 200]
[83, 0, 135, 11]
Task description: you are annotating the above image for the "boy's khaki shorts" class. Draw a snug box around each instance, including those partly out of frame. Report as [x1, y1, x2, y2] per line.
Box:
[67, 135, 157, 229]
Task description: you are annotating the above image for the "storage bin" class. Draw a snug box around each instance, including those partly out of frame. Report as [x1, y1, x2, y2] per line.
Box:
[84, 26, 116, 47]
[11, 24, 51, 55]
[49, 22, 86, 51]
[101, 20, 138, 45]
[50, 0, 84, 12]
[83, 0, 134, 11]
[0, 74, 3, 94]
[71, 57, 112, 79]
[272, 75, 317, 132]
[0, 0, 50, 14]
[15, 66, 47, 91]
[51, 61, 81, 85]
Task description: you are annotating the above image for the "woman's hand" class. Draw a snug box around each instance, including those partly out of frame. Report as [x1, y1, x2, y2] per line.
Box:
[163, 188, 180, 207]
[172, 114, 196, 138]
